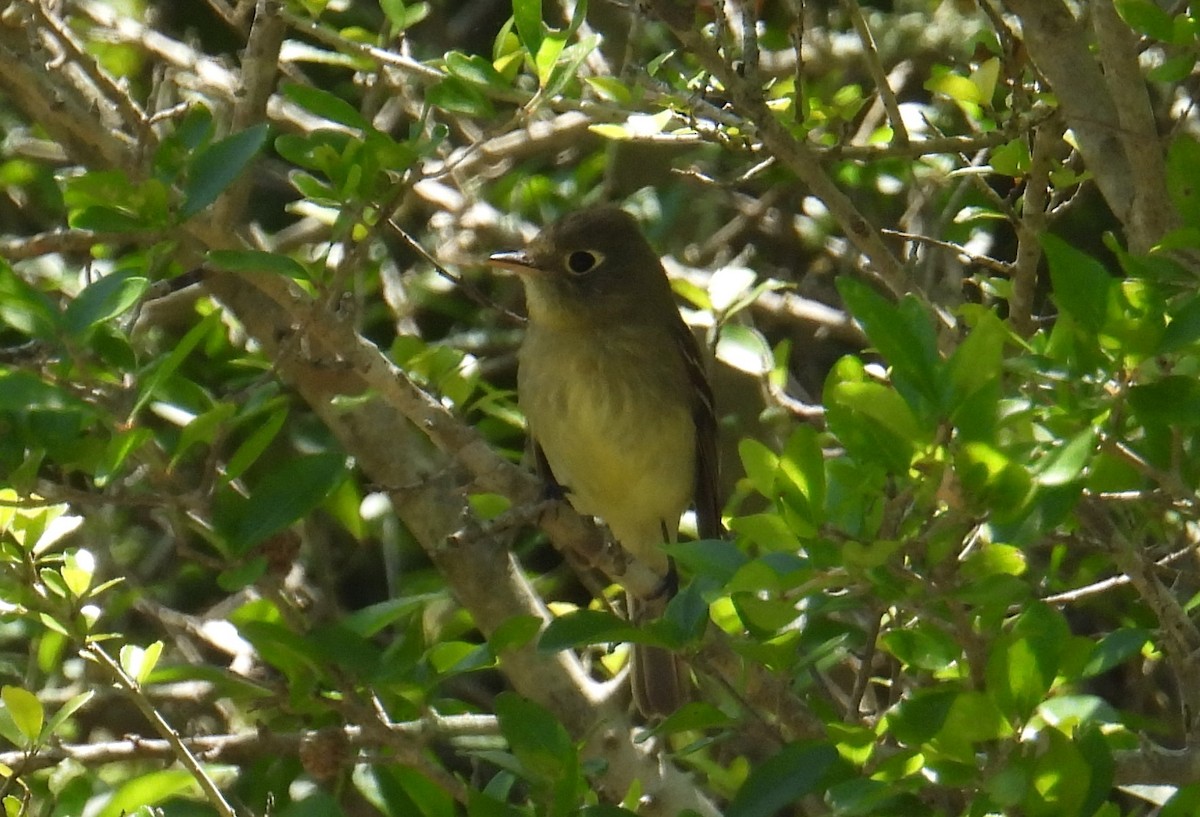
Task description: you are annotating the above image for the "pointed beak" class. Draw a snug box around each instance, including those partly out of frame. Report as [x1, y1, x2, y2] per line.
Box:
[487, 250, 539, 275]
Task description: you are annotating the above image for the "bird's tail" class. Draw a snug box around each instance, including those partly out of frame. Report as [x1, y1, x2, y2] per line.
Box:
[628, 593, 689, 718]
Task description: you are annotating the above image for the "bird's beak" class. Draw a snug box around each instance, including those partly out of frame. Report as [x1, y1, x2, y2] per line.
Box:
[487, 250, 540, 275]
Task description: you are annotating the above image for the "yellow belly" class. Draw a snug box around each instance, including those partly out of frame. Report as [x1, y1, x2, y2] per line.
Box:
[519, 326, 695, 566]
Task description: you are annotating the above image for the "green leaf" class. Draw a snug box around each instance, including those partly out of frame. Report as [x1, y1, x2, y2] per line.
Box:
[0, 260, 60, 338]
[377, 765, 455, 817]
[660, 578, 710, 644]
[731, 592, 800, 637]
[715, 323, 773, 375]
[237, 619, 323, 677]
[836, 277, 941, 406]
[427, 640, 494, 675]
[538, 609, 640, 651]
[729, 513, 801, 552]
[991, 138, 1031, 177]
[216, 453, 348, 554]
[488, 615, 543, 654]
[171, 401, 237, 469]
[494, 692, 578, 792]
[886, 687, 958, 745]
[668, 538, 749, 584]
[426, 78, 495, 118]
[119, 641, 163, 685]
[130, 309, 221, 417]
[1149, 52, 1196, 83]
[955, 442, 1034, 517]
[879, 625, 962, 672]
[512, 0, 543, 55]
[43, 690, 94, 739]
[207, 249, 310, 280]
[1, 686, 43, 745]
[340, 595, 428, 638]
[726, 742, 837, 817]
[181, 124, 270, 218]
[1026, 728, 1095, 817]
[940, 690, 1012, 747]
[60, 548, 95, 596]
[1115, 0, 1176, 41]
[925, 70, 983, 104]
[1129, 376, 1200, 426]
[944, 309, 1006, 415]
[778, 425, 825, 527]
[282, 82, 370, 130]
[960, 542, 1027, 581]
[380, 0, 430, 33]
[445, 51, 508, 88]
[67, 206, 145, 232]
[1082, 628, 1150, 678]
[825, 378, 922, 470]
[1162, 784, 1200, 817]
[1043, 234, 1113, 332]
[542, 36, 597, 99]
[1162, 295, 1200, 351]
[97, 769, 198, 817]
[827, 779, 913, 816]
[0, 369, 91, 413]
[738, 438, 779, 499]
[62, 270, 148, 337]
[95, 427, 153, 487]
[987, 603, 1067, 721]
[655, 701, 736, 734]
[42, 686, 93, 739]
[1036, 428, 1096, 486]
[584, 77, 632, 105]
[224, 404, 289, 482]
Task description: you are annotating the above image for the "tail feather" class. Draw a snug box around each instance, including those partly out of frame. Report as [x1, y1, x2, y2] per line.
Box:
[628, 594, 688, 718]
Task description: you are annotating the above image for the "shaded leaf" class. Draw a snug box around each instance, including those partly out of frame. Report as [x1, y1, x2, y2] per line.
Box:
[181, 124, 270, 218]
[217, 453, 348, 554]
[538, 609, 639, 651]
[727, 743, 837, 817]
[1043, 234, 1112, 332]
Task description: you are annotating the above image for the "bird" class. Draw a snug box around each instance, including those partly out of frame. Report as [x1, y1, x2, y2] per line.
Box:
[489, 205, 721, 717]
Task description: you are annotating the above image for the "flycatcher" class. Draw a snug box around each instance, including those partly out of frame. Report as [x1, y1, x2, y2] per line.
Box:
[489, 206, 721, 717]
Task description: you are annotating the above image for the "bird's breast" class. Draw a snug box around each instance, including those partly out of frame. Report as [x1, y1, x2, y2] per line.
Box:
[518, 325, 695, 556]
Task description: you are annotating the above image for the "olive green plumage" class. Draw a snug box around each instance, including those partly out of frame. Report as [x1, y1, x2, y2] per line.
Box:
[490, 206, 721, 717]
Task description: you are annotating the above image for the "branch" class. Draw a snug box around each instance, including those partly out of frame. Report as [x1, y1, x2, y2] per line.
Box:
[1091, 0, 1179, 249]
[645, 0, 908, 297]
[1077, 499, 1200, 740]
[999, 0, 1177, 251]
[84, 644, 239, 817]
[0, 715, 501, 774]
[841, 0, 909, 145]
[1009, 118, 1061, 337]
[0, 5, 137, 172]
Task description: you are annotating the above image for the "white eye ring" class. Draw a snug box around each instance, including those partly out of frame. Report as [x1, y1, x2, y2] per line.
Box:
[565, 249, 604, 275]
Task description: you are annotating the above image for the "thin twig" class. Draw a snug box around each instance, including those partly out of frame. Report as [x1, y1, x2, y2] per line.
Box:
[1009, 119, 1060, 336]
[85, 643, 240, 817]
[882, 229, 1014, 276]
[840, 0, 909, 144]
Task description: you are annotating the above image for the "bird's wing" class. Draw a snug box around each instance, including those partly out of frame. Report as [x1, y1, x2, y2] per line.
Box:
[674, 319, 723, 540]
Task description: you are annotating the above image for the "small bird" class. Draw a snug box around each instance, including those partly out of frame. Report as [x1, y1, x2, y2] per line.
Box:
[489, 206, 721, 717]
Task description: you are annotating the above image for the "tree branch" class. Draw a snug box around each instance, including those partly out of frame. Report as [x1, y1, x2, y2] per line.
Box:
[645, 0, 908, 297]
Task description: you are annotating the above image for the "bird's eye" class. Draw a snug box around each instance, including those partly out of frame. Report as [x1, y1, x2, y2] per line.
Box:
[565, 249, 603, 274]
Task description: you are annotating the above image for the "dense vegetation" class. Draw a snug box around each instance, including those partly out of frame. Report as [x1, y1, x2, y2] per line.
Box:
[2, 0, 1200, 815]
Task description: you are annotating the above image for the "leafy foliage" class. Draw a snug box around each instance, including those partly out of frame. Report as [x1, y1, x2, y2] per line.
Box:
[0, 0, 1199, 816]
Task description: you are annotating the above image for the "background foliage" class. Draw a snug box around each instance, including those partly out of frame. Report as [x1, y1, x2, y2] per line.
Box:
[2, 0, 1200, 815]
